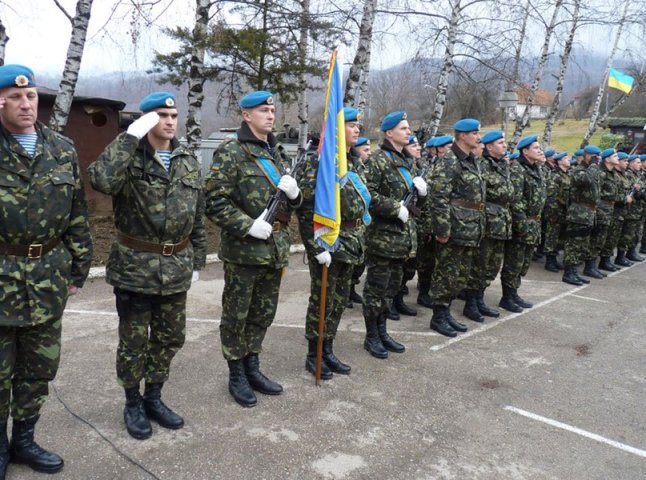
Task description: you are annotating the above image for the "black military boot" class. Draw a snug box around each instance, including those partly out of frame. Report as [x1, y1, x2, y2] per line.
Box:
[462, 290, 485, 322]
[445, 308, 468, 332]
[626, 248, 644, 262]
[123, 386, 152, 439]
[305, 339, 333, 380]
[499, 285, 523, 313]
[511, 288, 533, 308]
[244, 353, 283, 394]
[386, 302, 400, 320]
[544, 254, 561, 272]
[562, 265, 583, 286]
[476, 289, 499, 318]
[393, 292, 417, 316]
[416, 278, 432, 308]
[615, 250, 633, 267]
[9, 417, 63, 474]
[430, 306, 457, 337]
[401, 284, 409, 295]
[582, 259, 604, 279]
[227, 360, 257, 408]
[599, 256, 619, 272]
[346, 298, 353, 308]
[0, 422, 8, 479]
[377, 315, 405, 353]
[322, 338, 351, 375]
[349, 285, 363, 304]
[363, 316, 388, 359]
[143, 383, 184, 430]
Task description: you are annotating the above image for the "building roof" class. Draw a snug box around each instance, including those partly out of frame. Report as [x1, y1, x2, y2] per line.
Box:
[516, 84, 554, 106]
[600, 117, 646, 129]
[37, 87, 126, 110]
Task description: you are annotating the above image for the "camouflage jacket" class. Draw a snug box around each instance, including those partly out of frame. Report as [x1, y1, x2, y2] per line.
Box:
[509, 156, 546, 245]
[566, 163, 599, 226]
[296, 149, 367, 265]
[543, 167, 570, 223]
[428, 144, 485, 247]
[613, 169, 633, 217]
[624, 169, 643, 220]
[596, 165, 618, 225]
[364, 141, 417, 259]
[0, 122, 92, 327]
[204, 123, 301, 268]
[89, 133, 206, 295]
[481, 152, 514, 240]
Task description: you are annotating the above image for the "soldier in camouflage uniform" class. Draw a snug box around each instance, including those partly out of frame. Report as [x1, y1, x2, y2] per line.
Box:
[89, 92, 206, 439]
[499, 135, 546, 312]
[0, 65, 92, 475]
[534, 148, 556, 261]
[544, 152, 571, 272]
[465, 130, 513, 320]
[204, 91, 302, 407]
[620, 156, 645, 262]
[296, 107, 370, 379]
[427, 119, 485, 337]
[602, 153, 635, 267]
[595, 149, 620, 272]
[560, 145, 602, 285]
[639, 155, 646, 254]
[362, 111, 427, 358]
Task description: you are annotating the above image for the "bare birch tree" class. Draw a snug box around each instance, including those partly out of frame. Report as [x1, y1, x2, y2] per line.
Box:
[296, 0, 311, 148]
[344, 0, 378, 109]
[49, 0, 94, 133]
[0, 17, 8, 66]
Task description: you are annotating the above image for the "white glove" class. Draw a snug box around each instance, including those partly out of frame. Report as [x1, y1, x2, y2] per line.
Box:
[247, 209, 272, 239]
[127, 112, 160, 139]
[413, 176, 428, 197]
[191, 271, 200, 283]
[315, 251, 332, 267]
[277, 175, 300, 200]
[398, 201, 409, 223]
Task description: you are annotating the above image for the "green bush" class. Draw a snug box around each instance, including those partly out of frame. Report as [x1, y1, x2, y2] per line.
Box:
[599, 133, 626, 150]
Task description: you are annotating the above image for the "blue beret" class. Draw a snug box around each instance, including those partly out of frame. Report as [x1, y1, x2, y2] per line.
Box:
[139, 91, 176, 112]
[640, 155, 646, 161]
[355, 137, 370, 147]
[517, 135, 538, 151]
[343, 107, 360, 123]
[424, 138, 436, 148]
[570, 159, 578, 166]
[434, 135, 454, 147]
[480, 130, 503, 145]
[408, 135, 419, 145]
[574, 149, 584, 157]
[453, 118, 480, 132]
[0, 64, 36, 90]
[380, 111, 407, 132]
[628, 154, 639, 162]
[617, 152, 628, 160]
[553, 152, 568, 161]
[544, 149, 555, 157]
[509, 152, 520, 160]
[584, 145, 601, 155]
[601, 148, 616, 159]
[240, 90, 274, 109]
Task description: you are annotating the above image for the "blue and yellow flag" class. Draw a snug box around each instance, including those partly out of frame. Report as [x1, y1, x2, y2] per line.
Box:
[608, 68, 634, 94]
[314, 49, 347, 251]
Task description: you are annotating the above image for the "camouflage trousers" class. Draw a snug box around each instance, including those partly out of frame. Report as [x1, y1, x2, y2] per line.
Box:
[468, 237, 505, 291]
[500, 240, 535, 289]
[619, 218, 642, 250]
[416, 234, 436, 286]
[601, 214, 625, 256]
[544, 219, 566, 255]
[588, 222, 610, 259]
[362, 254, 405, 320]
[0, 317, 61, 421]
[305, 257, 353, 339]
[115, 288, 186, 389]
[562, 223, 592, 265]
[220, 262, 282, 361]
[429, 243, 477, 307]
[351, 262, 365, 285]
[402, 256, 417, 285]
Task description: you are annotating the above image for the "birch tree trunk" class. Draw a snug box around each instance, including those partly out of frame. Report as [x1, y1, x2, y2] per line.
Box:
[542, 0, 580, 147]
[505, 0, 531, 128]
[0, 19, 8, 66]
[510, 0, 562, 147]
[580, 0, 630, 147]
[49, 0, 93, 134]
[344, 0, 377, 107]
[185, 0, 213, 158]
[296, 0, 311, 149]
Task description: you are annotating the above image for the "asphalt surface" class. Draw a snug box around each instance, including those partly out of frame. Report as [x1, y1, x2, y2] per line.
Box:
[6, 254, 646, 479]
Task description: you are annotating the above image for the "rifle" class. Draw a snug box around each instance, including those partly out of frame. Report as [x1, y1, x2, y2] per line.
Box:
[263, 140, 312, 224]
[401, 164, 429, 218]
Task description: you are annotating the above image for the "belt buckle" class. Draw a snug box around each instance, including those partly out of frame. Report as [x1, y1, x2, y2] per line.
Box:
[162, 244, 175, 256]
[272, 221, 281, 233]
[28, 243, 43, 259]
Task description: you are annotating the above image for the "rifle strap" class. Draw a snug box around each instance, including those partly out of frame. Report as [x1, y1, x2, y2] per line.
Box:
[237, 139, 281, 189]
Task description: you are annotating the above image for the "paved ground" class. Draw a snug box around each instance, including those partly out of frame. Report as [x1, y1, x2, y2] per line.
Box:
[6, 254, 646, 479]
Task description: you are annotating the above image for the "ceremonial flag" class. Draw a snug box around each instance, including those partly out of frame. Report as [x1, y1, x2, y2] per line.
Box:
[608, 68, 634, 94]
[313, 49, 347, 251]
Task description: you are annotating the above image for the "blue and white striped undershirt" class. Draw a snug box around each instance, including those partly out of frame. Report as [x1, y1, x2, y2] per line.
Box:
[158, 150, 171, 171]
[11, 133, 38, 157]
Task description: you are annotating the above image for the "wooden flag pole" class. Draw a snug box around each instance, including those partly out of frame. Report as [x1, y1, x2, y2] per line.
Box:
[315, 264, 329, 386]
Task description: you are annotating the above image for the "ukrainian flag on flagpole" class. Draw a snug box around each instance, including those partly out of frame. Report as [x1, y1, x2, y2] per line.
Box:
[608, 68, 634, 94]
[313, 48, 347, 251]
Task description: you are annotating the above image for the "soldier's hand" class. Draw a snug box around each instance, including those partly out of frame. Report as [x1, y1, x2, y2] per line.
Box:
[277, 175, 300, 200]
[634, 183, 641, 191]
[626, 195, 634, 204]
[248, 210, 273, 239]
[68, 285, 80, 295]
[397, 201, 409, 223]
[315, 251, 332, 267]
[191, 271, 200, 283]
[412, 176, 428, 197]
[127, 112, 160, 140]
[435, 235, 449, 244]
